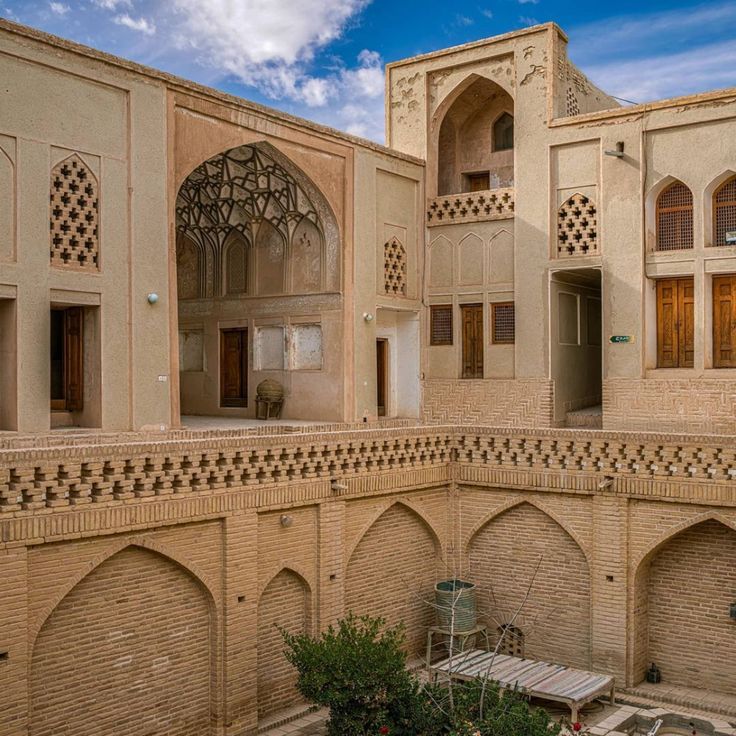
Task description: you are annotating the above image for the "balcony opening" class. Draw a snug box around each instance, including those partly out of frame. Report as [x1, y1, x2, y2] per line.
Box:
[437, 76, 514, 196]
[550, 269, 602, 427]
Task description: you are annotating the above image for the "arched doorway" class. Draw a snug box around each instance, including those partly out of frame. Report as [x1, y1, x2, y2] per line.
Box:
[174, 142, 342, 423]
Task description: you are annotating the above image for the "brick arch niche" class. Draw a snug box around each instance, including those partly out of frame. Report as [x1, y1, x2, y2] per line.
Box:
[30, 546, 214, 736]
[467, 501, 591, 669]
[633, 519, 736, 693]
[257, 569, 312, 719]
[345, 503, 440, 655]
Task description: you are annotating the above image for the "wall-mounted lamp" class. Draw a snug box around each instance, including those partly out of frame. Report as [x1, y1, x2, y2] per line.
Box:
[604, 141, 625, 158]
[280, 514, 293, 528]
[363, 312, 374, 322]
[147, 293, 159, 305]
[331, 480, 348, 493]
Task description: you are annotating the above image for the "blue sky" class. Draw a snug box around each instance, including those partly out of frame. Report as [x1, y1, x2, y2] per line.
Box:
[4, 0, 736, 142]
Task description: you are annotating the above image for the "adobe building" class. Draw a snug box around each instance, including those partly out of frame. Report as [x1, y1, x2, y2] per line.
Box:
[1, 16, 735, 736]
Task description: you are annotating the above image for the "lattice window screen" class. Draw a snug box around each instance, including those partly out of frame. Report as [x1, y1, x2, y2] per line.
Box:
[491, 302, 515, 344]
[656, 181, 693, 251]
[430, 305, 453, 345]
[714, 177, 736, 247]
[226, 238, 248, 294]
[566, 87, 580, 116]
[384, 237, 407, 296]
[497, 624, 524, 658]
[557, 193, 598, 256]
[50, 154, 99, 269]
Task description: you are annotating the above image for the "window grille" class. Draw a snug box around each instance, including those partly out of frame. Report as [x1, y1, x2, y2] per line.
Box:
[557, 193, 598, 256]
[226, 237, 248, 294]
[497, 624, 524, 657]
[50, 154, 99, 270]
[493, 113, 514, 152]
[430, 305, 453, 345]
[714, 176, 736, 247]
[384, 237, 407, 296]
[491, 302, 515, 344]
[656, 181, 693, 251]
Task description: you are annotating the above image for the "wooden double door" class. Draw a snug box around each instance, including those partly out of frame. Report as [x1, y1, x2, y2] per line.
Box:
[713, 274, 736, 368]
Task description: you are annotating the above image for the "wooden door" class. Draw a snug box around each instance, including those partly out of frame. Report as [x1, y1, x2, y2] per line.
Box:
[713, 275, 736, 367]
[220, 328, 247, 407]
[461, 304, 484, 378]
[50, 307, 84, 411]
[657, 278, 694, 368]
[376, 338, 388, 417]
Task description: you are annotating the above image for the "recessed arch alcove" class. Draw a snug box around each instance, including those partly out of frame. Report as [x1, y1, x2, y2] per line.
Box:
[174, 141, 344, 422]
[435, 75, 515, 196]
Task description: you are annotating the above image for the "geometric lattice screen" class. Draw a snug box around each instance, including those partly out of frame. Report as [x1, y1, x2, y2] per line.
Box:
[384, 236, 407, 296]
[714, 176, 736, 247]
[557, 193, 598, 256]
[50, 154, 99, 270]
[656, 181, 693, 251]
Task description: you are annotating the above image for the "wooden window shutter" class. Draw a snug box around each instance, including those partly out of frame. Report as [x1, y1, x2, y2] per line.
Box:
[713, 275, 736, 367]
[656, 278, 694, 368]
[430, 305, 453, 345]
[64, 307, 84, 411]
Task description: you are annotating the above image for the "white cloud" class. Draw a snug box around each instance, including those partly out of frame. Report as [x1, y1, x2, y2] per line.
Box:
[480, 9, 493, 19]
[49, 2, 69, 14]
[93, 0, 132, 8]
[519, 16, 539, 26]
[518, 0, 539, 4]
[114, 13, 156, 35]
[585, 39, 736, 103]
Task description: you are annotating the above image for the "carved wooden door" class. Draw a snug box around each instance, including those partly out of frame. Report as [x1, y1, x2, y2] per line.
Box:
[713, 274, 736, 368]
[657, 278, 694, 368]
[220, 328, 247, 407]
[461, 304, 484, 378]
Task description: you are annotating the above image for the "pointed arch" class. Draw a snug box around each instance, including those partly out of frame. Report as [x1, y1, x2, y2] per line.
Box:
[709, 172, 736, 247]
[345, 498, 445, 568]
[634, 510, 736, 571]
[492, 110, 514, 152]
[31, 537, 219, 647]
[258, 564, 314, 600]
[223, 229, 250, 295]
[654, 178, 694, 251]
[429, 233, 453, 288]
[463, 497, 591, 563]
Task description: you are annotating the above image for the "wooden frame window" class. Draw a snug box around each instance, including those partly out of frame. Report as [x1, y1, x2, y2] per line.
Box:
[466, 172, 490, 192]
[50, 307, 84, 412]
[713, 274, 736, 367]
[656, 181, 693, 251]
[656, 278, 694, 368]
[220, 327, 248, 407]
[493, 112, 514, 152]
[491, 302, 515, 344]
[713, 176, 736, 247]
[430, 305, 453, 346]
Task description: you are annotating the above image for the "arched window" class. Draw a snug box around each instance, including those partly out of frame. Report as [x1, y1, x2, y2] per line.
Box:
[656, 181, 693, 251]
[713, 176, 736, 247]
[493, 112, 514, 152]
[224, 233, 248, 295]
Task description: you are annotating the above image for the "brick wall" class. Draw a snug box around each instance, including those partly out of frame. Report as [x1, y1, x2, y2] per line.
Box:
[467, 502, 592, 669]
[422, 379, 554, 425]
[344, 503, 439, 656]
[257, 570, 310, 718]
[30, 546, 212, 736]
[644, 519, 736, 694]
[604, 378, 736, 434]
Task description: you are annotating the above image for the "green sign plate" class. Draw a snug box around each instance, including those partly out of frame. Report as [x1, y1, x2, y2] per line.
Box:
[609, 335, 634, 344]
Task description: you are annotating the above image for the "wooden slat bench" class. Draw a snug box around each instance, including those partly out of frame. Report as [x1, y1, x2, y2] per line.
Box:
[430, 650, 615, 722]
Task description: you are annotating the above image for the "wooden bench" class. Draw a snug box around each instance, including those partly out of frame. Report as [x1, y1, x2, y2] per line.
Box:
[430, 649, 615, 722]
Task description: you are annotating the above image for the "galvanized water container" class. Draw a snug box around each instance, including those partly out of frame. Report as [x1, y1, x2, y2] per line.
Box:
[434, 579, 477, 632]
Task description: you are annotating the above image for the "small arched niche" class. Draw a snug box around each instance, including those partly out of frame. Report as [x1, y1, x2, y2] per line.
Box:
[437, 76, 514, 196]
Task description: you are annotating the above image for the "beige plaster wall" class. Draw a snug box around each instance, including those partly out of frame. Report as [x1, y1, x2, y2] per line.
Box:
[0, 26, 170, 432]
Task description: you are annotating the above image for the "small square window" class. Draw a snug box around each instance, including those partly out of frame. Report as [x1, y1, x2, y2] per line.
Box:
[430, 305, 453, 345]
[491, 302, 515, 344]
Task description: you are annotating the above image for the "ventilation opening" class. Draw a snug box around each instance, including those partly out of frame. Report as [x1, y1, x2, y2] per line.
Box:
[497, 624, 524, 657]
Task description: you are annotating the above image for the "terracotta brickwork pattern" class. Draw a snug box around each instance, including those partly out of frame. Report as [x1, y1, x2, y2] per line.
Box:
[468, 502, 591, 669]
[426, 188, 515, 226]
[422, 379, 554, 426]
[257, 570, 310, 718]
[345, 503, 439, 656]
[30, 547, 212, 736]
[604, 378, 736, 434]
[645, 520, 736, 695]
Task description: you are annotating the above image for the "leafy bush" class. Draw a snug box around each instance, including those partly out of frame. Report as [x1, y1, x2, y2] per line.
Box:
[282, 614, 562, 736]
[281, 613, 440, 736]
